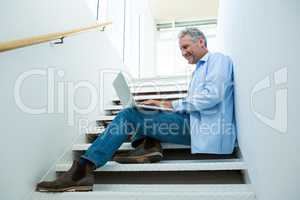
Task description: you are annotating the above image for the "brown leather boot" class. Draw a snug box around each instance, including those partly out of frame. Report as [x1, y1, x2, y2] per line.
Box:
[36, 160, 95, 192]
[113, 137, 163, 163]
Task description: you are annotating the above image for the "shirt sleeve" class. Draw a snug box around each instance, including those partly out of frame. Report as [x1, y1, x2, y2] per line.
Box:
[172, 54, 233, 113]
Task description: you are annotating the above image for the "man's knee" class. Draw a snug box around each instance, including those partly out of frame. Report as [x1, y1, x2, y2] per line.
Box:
[115, 107, 141, 134]
[118, 107, 139, 120]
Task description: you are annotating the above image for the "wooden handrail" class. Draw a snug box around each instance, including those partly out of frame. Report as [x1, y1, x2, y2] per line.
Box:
[0, 21, 112, 53]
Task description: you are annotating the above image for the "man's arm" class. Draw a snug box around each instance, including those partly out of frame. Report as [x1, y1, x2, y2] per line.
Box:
[141, 99, 173, 109]
[172, 54, 234, 113]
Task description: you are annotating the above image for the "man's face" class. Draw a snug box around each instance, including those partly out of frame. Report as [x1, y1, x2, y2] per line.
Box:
[179, 35, 205, 64]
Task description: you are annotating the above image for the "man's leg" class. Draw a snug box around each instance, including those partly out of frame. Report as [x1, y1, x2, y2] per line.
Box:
[113, 136, 163, 163]
[114, 109, 191, 163]
[80, 107, 145, 167]
[136, 110, 190, 145]
[36, 107, 190, 192]
[36, 107, 144, 192]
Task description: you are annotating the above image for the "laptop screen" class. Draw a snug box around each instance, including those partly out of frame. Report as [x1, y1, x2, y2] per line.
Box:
[113, 72, 135, 108]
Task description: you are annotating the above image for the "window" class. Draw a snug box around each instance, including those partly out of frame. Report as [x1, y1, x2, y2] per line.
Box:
[83, 1, 218, 79]
[155, 21, 218, 77]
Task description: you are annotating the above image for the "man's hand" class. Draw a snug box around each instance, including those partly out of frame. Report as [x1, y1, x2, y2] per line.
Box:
[141, 100, 173, 109]
[141, 99, 160, 106]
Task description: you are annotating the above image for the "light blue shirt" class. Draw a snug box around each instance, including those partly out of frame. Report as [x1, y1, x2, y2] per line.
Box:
[172, 52, 236, 154]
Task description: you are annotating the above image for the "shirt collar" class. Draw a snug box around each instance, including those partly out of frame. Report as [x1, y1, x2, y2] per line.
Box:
[196, 52, 210, 68]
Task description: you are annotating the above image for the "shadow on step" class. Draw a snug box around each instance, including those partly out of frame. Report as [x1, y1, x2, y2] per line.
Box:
[92, 170, 245, 184]
[162, 149, 238, 160]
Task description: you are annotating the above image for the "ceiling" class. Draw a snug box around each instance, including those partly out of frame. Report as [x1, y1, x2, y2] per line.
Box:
[149, 0, 219, 22]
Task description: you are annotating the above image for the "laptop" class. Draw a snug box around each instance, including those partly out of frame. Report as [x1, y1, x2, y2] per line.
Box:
[113, 72, 173, 111]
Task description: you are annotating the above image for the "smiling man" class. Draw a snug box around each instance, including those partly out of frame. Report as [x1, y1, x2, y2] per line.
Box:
[36, 28, 236, 192]
[142, 28, 236, 153]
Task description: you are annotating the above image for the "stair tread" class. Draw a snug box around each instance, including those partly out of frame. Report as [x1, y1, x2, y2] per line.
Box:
[56, 159, 246, 172]
[86, 130, 105, 135]
[112, 93, 187, 103]
[93, 183, 255, 193]
[73, 143, 190, 151]
[130, 80, 188, 87]
[97, 115, 115, 121]
[130, 86, 187, 94]
[32, 184, 255, 200]
[104, 105, 123, 110]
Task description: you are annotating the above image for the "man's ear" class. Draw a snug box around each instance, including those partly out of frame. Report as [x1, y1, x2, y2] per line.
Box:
[198, 38, 205, 47]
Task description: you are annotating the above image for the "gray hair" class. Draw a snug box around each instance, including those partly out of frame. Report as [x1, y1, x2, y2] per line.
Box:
[178, 28, 207, 47]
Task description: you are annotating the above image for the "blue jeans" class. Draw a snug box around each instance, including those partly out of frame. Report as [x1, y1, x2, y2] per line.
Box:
[81, 107, 190, 168]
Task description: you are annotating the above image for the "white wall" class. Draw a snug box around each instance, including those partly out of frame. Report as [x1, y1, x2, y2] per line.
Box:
[106, 0, 126, 60]
[103, 0, 156, 79]
[149, 0, 218, 22]
[217, 1, 300, 200]
[85, 0, 99, 19]
[0, 1, 123, 200]
[124, 0, 156, 78]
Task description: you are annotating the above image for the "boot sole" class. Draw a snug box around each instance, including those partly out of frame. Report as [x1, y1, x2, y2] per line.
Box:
[113, 152, 163, 164]
[37, 185, 93, 192]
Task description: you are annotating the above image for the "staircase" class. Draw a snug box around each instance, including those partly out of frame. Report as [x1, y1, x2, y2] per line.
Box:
[33, 79, 256, 200]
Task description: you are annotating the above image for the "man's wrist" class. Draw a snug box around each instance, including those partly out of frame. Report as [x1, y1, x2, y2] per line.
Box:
[171, 100, 180, 110]
[161, 100, 173, 109]
[160, 100, 165, 107]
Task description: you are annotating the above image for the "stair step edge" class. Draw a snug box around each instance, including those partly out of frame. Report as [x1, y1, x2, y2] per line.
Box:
[56, 159, 246, 172]
[32, 184, 255, 200]
[72, 143, 190, 151]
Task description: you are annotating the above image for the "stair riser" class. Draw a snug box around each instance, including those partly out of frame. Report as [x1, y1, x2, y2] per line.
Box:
[55, 171, 245, 185]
